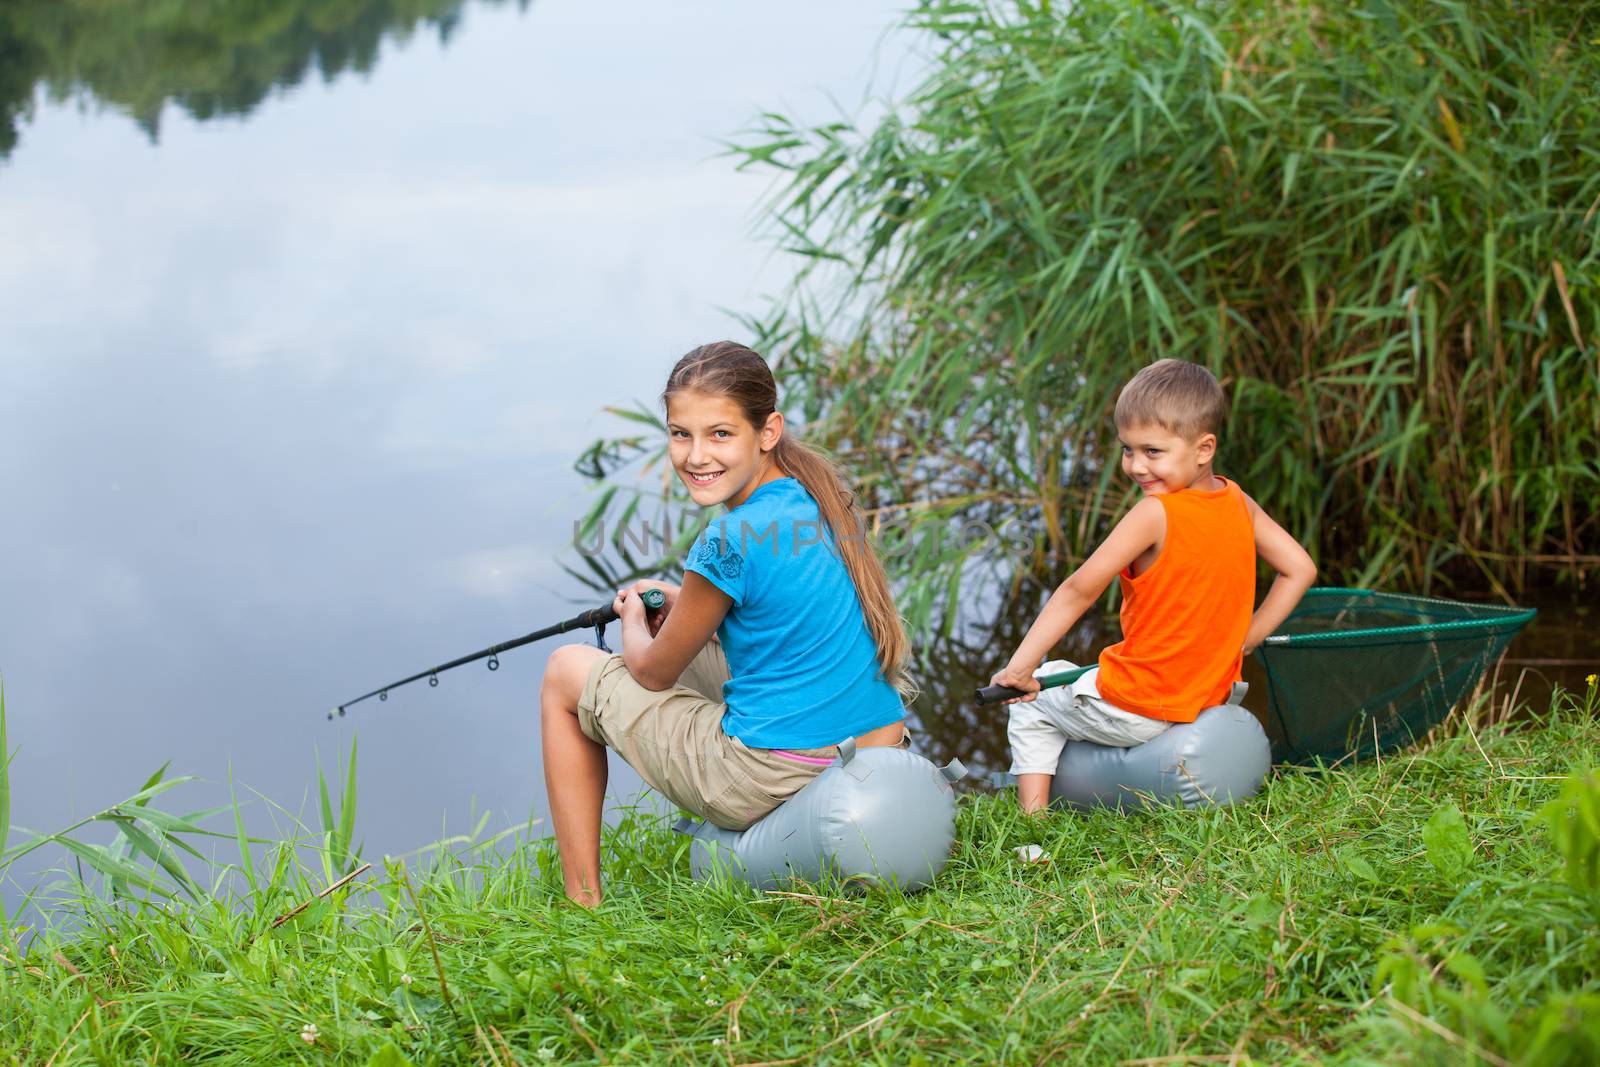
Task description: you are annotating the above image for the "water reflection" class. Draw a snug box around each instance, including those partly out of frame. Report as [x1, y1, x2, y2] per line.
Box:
[0, 0, 526, 159]
[908, 581, 1119, 780]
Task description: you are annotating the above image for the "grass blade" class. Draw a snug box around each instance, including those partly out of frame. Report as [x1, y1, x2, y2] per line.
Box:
[230, 767, 259, 901]
[338, 736, 360, 876]
[50, 836, 176, 901]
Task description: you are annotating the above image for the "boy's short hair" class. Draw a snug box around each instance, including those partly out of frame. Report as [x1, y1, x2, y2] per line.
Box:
[1114, 359, 1228, 440]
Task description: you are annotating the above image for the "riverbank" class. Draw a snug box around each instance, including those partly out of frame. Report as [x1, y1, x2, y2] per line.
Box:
[3, 686, 1597, 1065]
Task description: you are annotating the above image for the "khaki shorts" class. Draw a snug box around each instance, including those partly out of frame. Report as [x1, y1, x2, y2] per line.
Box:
[576, 641, 843, 830]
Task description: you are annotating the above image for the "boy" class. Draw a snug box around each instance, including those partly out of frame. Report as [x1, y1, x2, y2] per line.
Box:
[991, 359, 1317, 813]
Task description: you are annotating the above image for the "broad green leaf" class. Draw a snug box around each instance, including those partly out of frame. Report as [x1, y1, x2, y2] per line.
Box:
[1422, 804, 1472, 882]
[484, 958, 521, 996]
[365, 1041, 414, 1067]
[1539, 769, 1600, 894]
[1338, 848, 1381, 884]
[1242, 893, 1280, 928]
[369, 944, 395, 989]
[1443, 951, 1488, 995]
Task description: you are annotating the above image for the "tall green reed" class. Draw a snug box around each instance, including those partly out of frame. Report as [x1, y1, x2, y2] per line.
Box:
[577, 0, 1599, 636]
[318, 736, 362, 880]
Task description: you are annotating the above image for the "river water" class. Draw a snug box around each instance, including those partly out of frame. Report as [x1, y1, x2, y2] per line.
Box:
[0, 0, 922, 907]
[2, 0, 1593, 911]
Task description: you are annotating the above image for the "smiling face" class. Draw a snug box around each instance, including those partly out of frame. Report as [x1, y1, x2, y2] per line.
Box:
[1118, 421, 1219, 495]
[667, 389, 784, 509]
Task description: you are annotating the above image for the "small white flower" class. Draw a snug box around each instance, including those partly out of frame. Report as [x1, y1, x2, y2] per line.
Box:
[400, 973, 414, 986]
[712, 1038, 723, 1047]
[612, 973, 629, 985]
[299, 1023, 319, 1045]
[536, 1048, 555, 1062]
[698, 974, 708, 984]
[574, 1012, 587, 1026]
[705, 997, 718, 1006]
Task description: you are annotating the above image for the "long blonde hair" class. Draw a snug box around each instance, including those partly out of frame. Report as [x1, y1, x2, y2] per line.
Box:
[664, 341, 912, 691]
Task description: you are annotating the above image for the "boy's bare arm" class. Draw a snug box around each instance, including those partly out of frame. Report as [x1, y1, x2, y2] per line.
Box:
[993, 499, 1165, 697]
[1242, 495, 1317, 653]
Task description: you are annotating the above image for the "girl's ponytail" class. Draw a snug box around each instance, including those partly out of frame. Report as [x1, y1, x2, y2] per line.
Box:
[664, 342, 914, 695]
[770, 435, 913, 695]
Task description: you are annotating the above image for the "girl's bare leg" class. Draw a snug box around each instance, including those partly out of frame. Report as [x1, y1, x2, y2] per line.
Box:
[540, 644, 609, 906]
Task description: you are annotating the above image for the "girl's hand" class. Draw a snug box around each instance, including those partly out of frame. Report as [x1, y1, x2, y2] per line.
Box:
[620, 579, 679, 636]
[990, 665, 1042, 704]
[613, 588, 648, 630]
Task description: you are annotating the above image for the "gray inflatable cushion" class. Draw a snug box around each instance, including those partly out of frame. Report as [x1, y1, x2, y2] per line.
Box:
[676, 743, 966, 892]
[1050, 683, 1271, 811]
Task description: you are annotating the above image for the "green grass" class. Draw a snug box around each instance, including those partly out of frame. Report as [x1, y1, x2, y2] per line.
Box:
[2, 686, 1597, 1064]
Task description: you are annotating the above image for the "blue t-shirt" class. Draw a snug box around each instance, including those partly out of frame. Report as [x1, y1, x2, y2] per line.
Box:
[683, 477, 905, 748]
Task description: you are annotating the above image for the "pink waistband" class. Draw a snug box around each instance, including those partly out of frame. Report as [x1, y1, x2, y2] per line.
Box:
[770, 748, 836, 766]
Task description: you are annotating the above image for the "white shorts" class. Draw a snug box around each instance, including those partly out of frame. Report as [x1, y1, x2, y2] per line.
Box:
[1007, 660, 1171, 776]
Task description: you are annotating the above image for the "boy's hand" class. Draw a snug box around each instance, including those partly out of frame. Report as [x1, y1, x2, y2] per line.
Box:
[989, 665, 1042, 704]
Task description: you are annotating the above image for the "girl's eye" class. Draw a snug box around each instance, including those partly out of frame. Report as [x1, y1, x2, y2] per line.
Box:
[713, 430, 731, 439]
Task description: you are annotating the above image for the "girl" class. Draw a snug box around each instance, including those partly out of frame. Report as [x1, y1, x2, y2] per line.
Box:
[539, 341, 912, 906]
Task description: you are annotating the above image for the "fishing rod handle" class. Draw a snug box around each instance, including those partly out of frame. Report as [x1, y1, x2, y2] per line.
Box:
[974, 665, 1096, 705]
[590, 587, 666, 626]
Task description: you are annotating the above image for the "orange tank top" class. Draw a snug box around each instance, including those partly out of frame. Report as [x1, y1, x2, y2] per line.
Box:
[1096, 477, 1256, 723]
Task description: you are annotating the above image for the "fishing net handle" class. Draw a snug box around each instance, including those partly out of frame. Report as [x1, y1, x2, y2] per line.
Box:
[975, 664, 1095, 705]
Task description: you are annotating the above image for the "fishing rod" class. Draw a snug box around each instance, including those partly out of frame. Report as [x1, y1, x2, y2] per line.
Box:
[974, 664, 1095, 705]
[330, 589, 666, 720]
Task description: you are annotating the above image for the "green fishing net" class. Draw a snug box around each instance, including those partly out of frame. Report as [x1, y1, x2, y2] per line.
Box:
[1255, 588, 1536, 765]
